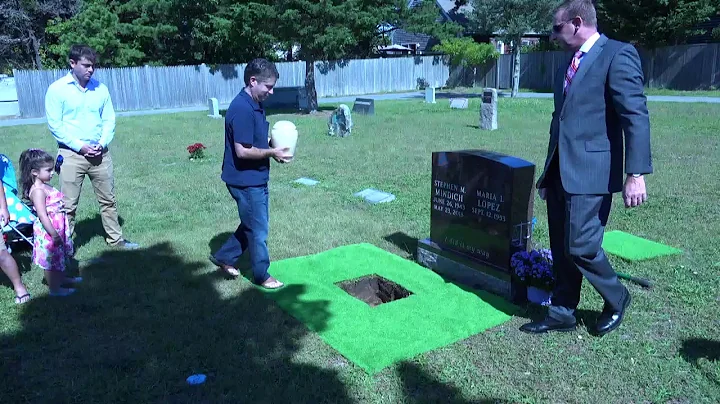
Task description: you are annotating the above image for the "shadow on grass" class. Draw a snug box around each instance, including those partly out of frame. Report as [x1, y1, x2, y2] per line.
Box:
[207, 231, 252, 278]
[384, 231, 418, 259]
[383, 231, 525, 319]
[0, 241, 351, 402]
[73, 213, 126, 251]
[680, 338, 720, 386]
[398, 361, 511, 403]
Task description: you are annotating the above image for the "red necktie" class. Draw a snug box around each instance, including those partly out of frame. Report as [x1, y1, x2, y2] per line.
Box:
[563, 50, 584, 95]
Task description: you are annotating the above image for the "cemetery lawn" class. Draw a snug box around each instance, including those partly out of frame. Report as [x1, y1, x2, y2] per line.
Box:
[1, 98, 719, 403]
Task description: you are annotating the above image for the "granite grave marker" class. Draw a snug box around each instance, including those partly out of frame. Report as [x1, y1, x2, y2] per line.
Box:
[480, 88, 498, 130]
[352, 98, 375, 115]
[417, 150, 536, 302]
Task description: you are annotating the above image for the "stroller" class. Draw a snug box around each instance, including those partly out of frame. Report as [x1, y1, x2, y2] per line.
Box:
[1, 154, 36, 253]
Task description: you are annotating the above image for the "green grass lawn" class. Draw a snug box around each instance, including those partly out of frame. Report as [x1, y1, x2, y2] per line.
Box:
[1, 97, 719, 403]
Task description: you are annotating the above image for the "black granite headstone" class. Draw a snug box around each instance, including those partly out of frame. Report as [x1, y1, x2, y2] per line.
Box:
[262, 86, 309, 111]
[352, 98, 375, 115]
[417, 150, 536, 303]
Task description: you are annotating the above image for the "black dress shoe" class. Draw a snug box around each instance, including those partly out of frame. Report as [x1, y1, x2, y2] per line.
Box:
[520, 317, 576, 334]
[594, 294, 632, 336]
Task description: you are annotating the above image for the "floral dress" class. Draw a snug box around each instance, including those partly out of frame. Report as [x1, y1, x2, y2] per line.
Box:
[32, 186, 73, 271]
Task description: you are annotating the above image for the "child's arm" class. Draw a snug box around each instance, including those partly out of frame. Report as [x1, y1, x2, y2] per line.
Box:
[29, 188, 61, 241]
[0, 184, 8, 226]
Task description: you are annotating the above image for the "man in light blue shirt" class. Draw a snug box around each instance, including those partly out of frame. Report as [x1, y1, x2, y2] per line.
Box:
[45, 44, 138, 249]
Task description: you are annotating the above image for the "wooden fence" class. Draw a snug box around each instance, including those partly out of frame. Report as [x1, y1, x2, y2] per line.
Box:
[11, 43, 720, 118]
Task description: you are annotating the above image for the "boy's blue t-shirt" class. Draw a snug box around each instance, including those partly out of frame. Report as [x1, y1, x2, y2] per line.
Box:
[221, 90, 270, 187]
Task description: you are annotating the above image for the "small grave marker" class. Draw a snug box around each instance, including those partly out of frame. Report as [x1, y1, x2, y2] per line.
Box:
[354, 188, 395, 204]
[295, 177, 320, 186]
[449, 98, 469, 109]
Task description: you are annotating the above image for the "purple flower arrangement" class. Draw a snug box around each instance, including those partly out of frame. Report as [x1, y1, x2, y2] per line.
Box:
[511, 248, 554, 291]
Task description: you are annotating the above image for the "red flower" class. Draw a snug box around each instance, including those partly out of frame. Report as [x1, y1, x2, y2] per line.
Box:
[187, 143, 206, 153]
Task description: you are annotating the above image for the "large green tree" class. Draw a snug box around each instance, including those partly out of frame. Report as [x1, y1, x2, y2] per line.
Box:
[467, 0, 557, 97]
[45, 0, 142, 68]
[44, 0, 185, 68]
[432, 37, 499, 86]
[596, 0, 719, 48]
[0, 0, 79, 71]
[274, 0, 457, 112]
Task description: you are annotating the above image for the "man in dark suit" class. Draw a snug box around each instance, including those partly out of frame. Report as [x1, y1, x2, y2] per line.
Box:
[520, 0, 653, 336]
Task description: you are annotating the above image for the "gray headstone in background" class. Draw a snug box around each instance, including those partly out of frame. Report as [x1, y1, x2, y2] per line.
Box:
[480, 88, 498, 130]
[352, 98, 375, 115]
[425, 87, 436, 104]
[354, 188, 395, 204]
[449, 98, 468, 109]
[328, 104, 353, 137]
[208, 97, 221, 118]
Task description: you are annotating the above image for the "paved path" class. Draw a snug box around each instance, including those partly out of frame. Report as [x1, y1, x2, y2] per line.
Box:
[323, 91, 720, 104]
[2, 91, 718, 128]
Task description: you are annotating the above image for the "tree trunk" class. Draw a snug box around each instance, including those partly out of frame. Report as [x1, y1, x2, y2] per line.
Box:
[286, 45, 293, 61]
[28, 29, 43, 70]
[511, 35, 520, 97]
[305, 59, 318, 113]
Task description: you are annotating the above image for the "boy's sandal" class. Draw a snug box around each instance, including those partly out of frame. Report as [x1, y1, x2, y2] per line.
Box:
[209, 255, 240, 278]
[14, 293, 31, 305]
[260, 277, 284, 290]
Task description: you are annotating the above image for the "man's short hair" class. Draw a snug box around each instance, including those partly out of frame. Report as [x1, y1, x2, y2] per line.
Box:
[556, 0, 597, 28]
[69, 44, 98, 64]
[244, 58, 279, 86]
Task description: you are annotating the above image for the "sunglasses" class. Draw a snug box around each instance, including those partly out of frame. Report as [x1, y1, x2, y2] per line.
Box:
[55, 155, 64, 174]
[552, 20, 575, 33]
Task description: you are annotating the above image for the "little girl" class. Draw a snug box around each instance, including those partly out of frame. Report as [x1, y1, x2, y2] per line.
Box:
[19, 149, 79, 296]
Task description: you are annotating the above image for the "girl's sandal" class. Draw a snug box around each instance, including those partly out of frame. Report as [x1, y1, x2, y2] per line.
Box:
[14, 293, 31, 305]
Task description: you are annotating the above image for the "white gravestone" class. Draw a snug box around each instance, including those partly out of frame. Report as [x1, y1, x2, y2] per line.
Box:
[425, 87, 436, 104]
[208, 97, 221, 119]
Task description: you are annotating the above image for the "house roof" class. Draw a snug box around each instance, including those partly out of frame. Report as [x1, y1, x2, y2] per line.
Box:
[390, 28, 440, 52]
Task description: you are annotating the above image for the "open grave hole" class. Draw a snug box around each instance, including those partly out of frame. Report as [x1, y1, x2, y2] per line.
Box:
[335, 274, 413, 307]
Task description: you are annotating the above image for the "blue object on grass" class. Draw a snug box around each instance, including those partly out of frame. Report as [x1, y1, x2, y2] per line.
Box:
[186, 374, 207, 385]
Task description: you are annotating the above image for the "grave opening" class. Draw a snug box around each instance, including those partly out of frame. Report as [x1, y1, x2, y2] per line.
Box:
[336, 274, 413, 307]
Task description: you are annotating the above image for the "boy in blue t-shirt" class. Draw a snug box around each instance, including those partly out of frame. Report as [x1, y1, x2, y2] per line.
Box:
[210, 58, 290, 289]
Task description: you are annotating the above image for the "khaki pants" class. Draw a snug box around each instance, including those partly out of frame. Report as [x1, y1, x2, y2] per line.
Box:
[58, 148, 123, 245]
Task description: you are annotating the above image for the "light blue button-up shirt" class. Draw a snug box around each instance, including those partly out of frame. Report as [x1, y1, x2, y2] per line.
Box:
[45, 73, 115, 152]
